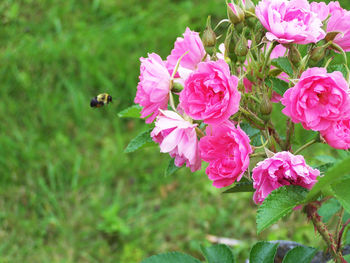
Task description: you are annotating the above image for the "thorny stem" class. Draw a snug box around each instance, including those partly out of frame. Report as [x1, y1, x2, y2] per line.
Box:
[337, 218, 350, 252]
[305, 204, 347, 263]
[284, 119, 294, 151]
[262, 41, 278, 75]
[267, 121, 284, 149]
[294, 139, 318, 155]
[335, 208, 345, 249]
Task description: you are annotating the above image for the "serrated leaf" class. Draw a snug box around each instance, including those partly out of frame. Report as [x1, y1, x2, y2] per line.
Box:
[305, 156, 350, 202]
[249, 241, 279, 263]
[328, 64, 348, 79]
[271, 57, 293, 76]
[282, 246, 317, 263]
[141, 252, 201, 263]
[118, 105, 142, 118]
[266, 77, 290, 96]
[200, 244, 235, 263]
[318, 198, 341, 223]
[223, 182, 255, 194]
[257, 186, 308, 234]
[240, 122, 263, 146]
[165, 159, 182, 176]
[332, 178, 350, 214]
[124, 128, 155, 153]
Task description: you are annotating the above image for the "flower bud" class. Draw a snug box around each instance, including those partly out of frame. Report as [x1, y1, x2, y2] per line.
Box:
[227, 2, 245, 25]
[202, 16, 217, 54]
[260, 94, 272, 116]
[288, 44, 301, 68]
[235, 34, 248, 57]
[309, 46, 326, 65]
[255, 23, 265, 44]
[224, 29, 238, 63]
[240, 0, 255, 14]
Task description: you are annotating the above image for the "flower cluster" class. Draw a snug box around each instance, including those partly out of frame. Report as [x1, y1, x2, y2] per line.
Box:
[132, 0, 350, 205]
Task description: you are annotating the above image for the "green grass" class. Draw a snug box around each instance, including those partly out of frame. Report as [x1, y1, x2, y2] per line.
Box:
[1, 0, 350, 262]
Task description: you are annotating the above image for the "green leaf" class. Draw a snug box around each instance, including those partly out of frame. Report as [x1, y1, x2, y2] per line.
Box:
[165, 159, 182, 176]
[118, 105, 142, 118]
[223, 182, 255, 194]
[344, 255, 350, 262]
[305, 156, 350, 202]
[282, 246, 317, 263]
[141, 252, 201, 263]
[328, 64, 348, 79]
[271, 57, 293, 76]
[266, 77, 290, 96]
[240, 122, 263, 146]
[124, 128, 155, 153]
[257, 186, 308, 234]
[318, 198, 341, 223]
[249, 241, 279, 263]
[200, 244, 235, 263]
[332, 178, 350, 214]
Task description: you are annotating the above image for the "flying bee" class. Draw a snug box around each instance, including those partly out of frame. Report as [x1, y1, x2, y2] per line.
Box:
[90, 93, 112, 108]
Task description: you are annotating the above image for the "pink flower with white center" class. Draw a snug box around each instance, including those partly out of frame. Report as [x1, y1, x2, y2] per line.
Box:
[151, 110, 201, 172]
[179, 59, 241, 124]
[256, 0, 325, 44]
[166, 28, 207, 75]
[252, 151, 320, 204]
[321, 118, 350, 150]
[134, 53, 170, 124]
[199, 121, 252, 188]
[281, 67, 350, 131]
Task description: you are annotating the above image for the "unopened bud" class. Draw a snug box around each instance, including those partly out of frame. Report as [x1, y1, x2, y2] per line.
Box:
[202, 16, 217, 54]
[235, 34, 248, 57]
[260, 94, 272, 115]
[288, 44, 301, 68]
[309, 46, 326, 65]
[240, 0, 255, 14]
[227, 2, 245, 25]
[255, 23, 265, 44]
[224, 29, 238, 62]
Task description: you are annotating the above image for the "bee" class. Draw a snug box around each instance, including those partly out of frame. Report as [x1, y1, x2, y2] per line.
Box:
[90, 93, 112, 108]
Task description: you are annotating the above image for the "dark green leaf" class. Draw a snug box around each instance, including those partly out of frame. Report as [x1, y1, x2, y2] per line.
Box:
[318, 198, 341, 222]
[271, 57, 293, 76]
[124, 128, 155, 153]
[315, 155, 337, 164]
[141, 252, 201, 263]
[305, 156, 350, 202]
[165, 159, 182, 176]
[266, 77, 289, 96]
[282, 246, 317, 263]
[343, 255, 350, 262]
[249, 241, 278, 263]
[332, 178, 350, 214]
[328, 64, 348, 79]
[223, 182, 255, 194]
[314, 163, 334, 174]
[240, 122, 263, 146]
[257, 186, 308, 234]
[118, 105, 142, 118]
[200, 244, 235, 263]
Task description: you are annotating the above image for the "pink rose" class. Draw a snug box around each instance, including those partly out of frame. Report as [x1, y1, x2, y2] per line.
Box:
[252, 151, 320, 204]
[256, 0, 325, 44]
[282, 67, 350, 131]
[151, 110, 201, 172]
[199, 121, 252, 188]
[310, 2, 329, 21]
[321, 118, 350, 150]
[179, 59, 241, 124]
[327, 7, 350, 52]
[134, 53, 170, 124]
[166, 28, 207, 75]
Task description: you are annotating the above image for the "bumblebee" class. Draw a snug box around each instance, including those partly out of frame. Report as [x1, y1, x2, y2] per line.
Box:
[90, 93, 112, 108]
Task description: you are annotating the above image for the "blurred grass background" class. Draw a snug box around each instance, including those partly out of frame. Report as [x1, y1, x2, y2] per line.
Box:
[1, 0, 350, 262]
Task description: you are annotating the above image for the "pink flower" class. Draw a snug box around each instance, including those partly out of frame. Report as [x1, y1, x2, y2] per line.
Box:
[179, 59, 241, 124]
[166, 28, 207, 75]
[134, 53, 170, 124]
[151, 110, 201, 172]
[327, 7, 350, 52]
[321, 118, 350, 150]
[199, 121, 252, 188]
[310, 1, 329, 21]
[256, 0, 325, 44]
[252, 151, 320, 204]
[281, 67, 350, 131]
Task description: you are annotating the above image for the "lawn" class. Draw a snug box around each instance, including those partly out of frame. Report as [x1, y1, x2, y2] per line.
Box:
[1, 0, 350, 262]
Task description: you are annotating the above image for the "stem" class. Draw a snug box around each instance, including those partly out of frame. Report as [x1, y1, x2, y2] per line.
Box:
[262, 41, 277, 74]
[268, 121, 284, 149]
[250, 151, 266, 158]
[305, 204, 347, 263]
[336, 208, 345, 249]
[294, 139, 318, 155]
[337, 218, 350, 252]
[284, 119, 294, 151]
[239, 106, 265, 128]
[195, 127, 205, 138]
